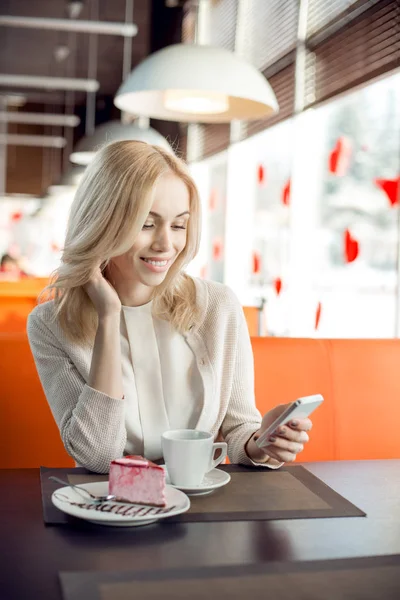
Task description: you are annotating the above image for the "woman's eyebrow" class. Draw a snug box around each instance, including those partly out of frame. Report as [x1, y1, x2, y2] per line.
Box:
[148, 211, 190, 218]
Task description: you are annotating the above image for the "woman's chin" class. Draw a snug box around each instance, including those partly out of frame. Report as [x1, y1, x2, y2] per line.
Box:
[139, 270, 169, 286]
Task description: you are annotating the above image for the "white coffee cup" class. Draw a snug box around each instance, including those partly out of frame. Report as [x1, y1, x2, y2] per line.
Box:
[161, 429, 227, 487]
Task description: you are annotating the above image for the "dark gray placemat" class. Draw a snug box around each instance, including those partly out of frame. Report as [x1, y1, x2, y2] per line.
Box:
[60, 555, 400, 600]
[40, 464, 365, 525]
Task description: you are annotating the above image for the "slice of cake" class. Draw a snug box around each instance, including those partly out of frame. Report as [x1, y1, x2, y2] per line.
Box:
[109, 455, 166, 507]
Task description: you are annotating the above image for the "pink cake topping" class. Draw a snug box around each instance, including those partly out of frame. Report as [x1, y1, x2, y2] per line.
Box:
[111, 455, 164, 470]
[109, 454, 166, 507]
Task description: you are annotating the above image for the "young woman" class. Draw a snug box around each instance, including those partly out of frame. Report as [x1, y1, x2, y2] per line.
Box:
[27, 141, 312, 474]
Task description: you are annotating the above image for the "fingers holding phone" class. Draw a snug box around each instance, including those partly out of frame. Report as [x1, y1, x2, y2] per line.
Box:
[255, 394, 323, 463]
[272, 423, 310, 445]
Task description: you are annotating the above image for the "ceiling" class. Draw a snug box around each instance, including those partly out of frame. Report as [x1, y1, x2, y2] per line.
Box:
[0, 0, 185, 195]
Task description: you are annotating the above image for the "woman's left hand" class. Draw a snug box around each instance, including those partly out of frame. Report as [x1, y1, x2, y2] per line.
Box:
[255, 404, 312, 464]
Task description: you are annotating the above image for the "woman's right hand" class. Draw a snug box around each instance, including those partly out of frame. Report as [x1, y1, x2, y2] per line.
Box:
[84, 267, 121, 318]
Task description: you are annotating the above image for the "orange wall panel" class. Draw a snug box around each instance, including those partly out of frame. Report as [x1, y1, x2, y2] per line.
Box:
[251, 337, 335, 462]
[252, 337, 400, 462]
[330, 339, 400, 460]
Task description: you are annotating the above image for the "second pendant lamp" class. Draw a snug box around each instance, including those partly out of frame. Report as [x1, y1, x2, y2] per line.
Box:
[70, 120, 172, 166]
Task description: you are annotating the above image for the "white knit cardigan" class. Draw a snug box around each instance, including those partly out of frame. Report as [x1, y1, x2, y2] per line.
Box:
[27, 278, 267, 473]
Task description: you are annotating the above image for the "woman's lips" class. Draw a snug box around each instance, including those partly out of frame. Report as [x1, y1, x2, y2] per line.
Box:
[140, 257, 171, 273]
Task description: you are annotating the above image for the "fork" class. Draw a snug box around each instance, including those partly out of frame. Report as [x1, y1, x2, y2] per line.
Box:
[49, 475, 116, 504]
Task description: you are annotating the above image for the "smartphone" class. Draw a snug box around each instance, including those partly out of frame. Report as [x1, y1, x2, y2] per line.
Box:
[255, 394, 324, 449]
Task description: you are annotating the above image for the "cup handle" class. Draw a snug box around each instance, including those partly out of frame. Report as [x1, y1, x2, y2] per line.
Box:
[210, 442, 228, 470]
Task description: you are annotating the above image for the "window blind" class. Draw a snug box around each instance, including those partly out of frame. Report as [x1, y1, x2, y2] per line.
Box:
[201, 123, 231, 159]
[182, 0, 399, 158]
[239, 0, 299, 71]
[242, 54, 296, 140]
[307, 0, 372, 37]
[237, 0, 298, 140]
[304, 0, 400, 108]
[209, 0, 238, 51]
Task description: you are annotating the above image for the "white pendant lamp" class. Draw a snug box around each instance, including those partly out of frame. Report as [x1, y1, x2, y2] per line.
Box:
[114, 44, 279, 123]
[70, 120, 172, 165]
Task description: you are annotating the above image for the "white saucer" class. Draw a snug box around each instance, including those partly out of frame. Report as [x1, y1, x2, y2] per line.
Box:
[51, 481, 190, 527]
[163, 467, 231, 496]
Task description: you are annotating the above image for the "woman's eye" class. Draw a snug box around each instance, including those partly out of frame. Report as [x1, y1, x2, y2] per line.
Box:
[142, 223, 186, 230]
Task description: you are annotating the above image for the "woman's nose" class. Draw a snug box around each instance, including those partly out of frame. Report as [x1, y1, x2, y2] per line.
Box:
[152, 226, 172, 251]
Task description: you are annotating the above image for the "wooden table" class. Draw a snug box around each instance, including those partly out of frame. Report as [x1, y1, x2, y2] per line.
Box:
[2, 460, 400, 599]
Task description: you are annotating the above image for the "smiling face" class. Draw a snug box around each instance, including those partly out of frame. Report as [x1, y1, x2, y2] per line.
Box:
[109, 172, 190, 305]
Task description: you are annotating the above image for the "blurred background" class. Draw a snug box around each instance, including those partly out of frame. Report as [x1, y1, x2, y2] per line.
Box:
[0, 0, 399, 338]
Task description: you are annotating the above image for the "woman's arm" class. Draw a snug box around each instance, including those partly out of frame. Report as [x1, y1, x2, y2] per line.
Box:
[86, 267, 124, 399]
[88, 313, 124, 399]
[27, 311, 126, 473]
[220, 307, 282, 468]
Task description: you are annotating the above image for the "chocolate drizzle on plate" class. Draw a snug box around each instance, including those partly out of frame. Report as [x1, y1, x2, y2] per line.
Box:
[53, 494, 176, 517]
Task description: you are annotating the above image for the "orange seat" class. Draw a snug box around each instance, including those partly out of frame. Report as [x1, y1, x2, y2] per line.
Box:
[251, 337, 400, 461]
[0, 332, 74, 468]
[1, 333, 400, 468]
[0, 279, 49, 333]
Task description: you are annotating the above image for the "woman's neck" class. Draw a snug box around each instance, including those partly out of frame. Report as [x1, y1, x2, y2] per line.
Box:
[105, 268, 153, 307]
[116, 282, 153, 307]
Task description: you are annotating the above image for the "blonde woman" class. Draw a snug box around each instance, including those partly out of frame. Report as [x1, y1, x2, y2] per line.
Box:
[27, 141, 312, 474]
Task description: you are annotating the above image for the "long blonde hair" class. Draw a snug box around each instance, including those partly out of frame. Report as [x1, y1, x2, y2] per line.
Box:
[44, 140, 201, 345]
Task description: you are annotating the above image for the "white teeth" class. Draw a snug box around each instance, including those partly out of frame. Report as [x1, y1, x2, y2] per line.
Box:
[143, 259, 168, 266]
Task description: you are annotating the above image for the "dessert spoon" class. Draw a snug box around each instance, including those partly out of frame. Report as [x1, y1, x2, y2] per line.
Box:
[49, 475, 116, 504]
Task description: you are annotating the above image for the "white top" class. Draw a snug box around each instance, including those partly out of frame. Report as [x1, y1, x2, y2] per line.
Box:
[121, 302, 203, 459]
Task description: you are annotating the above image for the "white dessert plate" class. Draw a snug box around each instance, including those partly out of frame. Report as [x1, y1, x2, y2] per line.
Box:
[163, 467, 231, 496]
[51, 481, 190, 527]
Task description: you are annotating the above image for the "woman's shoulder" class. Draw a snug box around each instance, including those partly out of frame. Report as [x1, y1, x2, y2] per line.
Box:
[203, 278, 240, 304]
[27, 300, 59, 341]
[192, 277, 242, 321]
[28, 299, 56, 324]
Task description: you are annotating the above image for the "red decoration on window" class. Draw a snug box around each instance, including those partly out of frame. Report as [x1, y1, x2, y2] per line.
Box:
[375, 177, 400, 207]
[328, 136, 352, 176]
[212, 239, 223, 261]
[274, 277, 282, 295]
[257, 164, 266, 186]
[209, 188, 218, 211]
[315, 302, 322, 330]
[10, 212, 23, 222]
[252, 251, 261, 274]
[51, 242, 61, 253]
[282, 179, 291, 206]
[344, 229, 359, 263]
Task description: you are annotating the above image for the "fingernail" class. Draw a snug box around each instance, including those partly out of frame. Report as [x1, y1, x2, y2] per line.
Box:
[290, 421, 299, 427]
[278, 427, 286, 435]
[269, 436, 276, 442]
